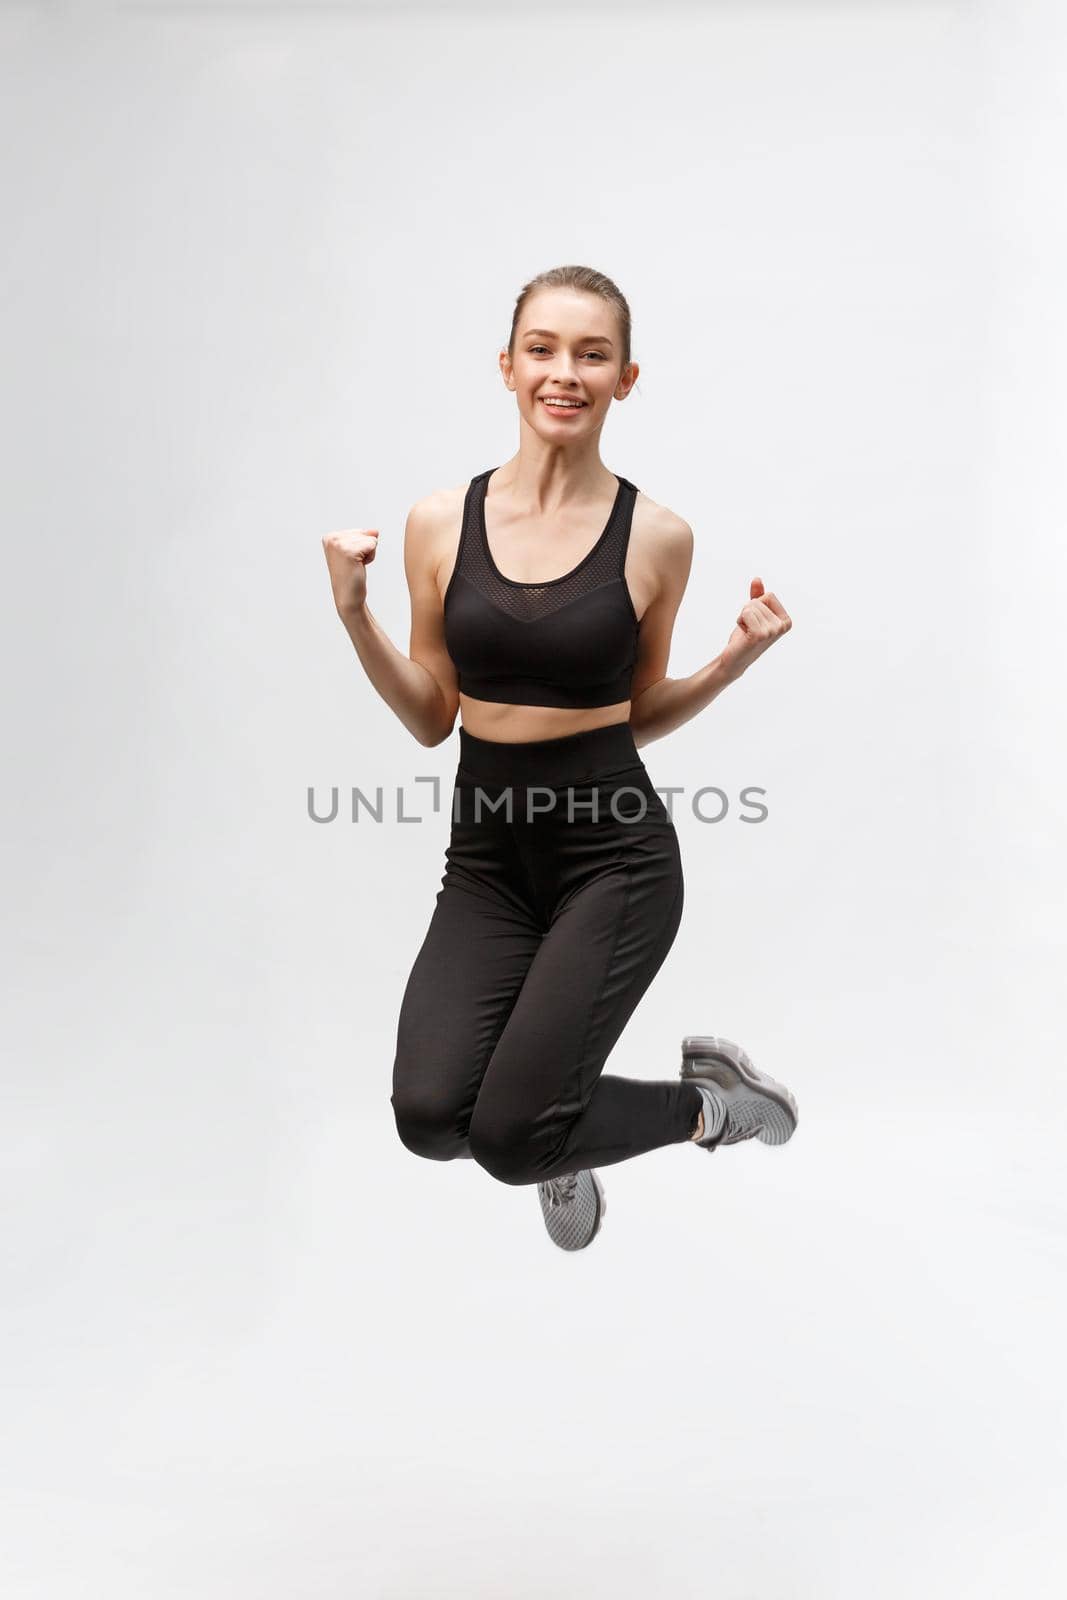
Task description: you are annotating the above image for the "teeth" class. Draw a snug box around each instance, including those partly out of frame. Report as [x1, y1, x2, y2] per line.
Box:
[543, 399, 584, 408]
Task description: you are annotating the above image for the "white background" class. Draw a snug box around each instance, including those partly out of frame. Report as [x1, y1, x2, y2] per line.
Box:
[3, 1, 1064, 1595]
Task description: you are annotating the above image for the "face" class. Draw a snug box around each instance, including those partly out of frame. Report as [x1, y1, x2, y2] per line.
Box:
[500, 288, 638, 435]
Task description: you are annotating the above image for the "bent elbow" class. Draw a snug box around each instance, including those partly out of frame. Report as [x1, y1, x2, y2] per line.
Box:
[416, 722, 454, 749]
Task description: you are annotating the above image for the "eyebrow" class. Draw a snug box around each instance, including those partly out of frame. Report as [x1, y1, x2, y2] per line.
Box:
[523, 328, 615, 347]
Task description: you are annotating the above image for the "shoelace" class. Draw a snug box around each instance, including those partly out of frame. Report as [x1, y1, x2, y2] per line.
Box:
[718, 1100, 764, 1144]
[541, 1172, 579, 1209]
[701, 1095, 764, 1148]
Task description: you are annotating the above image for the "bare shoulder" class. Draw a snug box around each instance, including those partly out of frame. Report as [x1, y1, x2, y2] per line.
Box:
[405, 479, 467, 537]
[628, 486, 694, 614]
[403, 478, 471, 599]
[633, 486, 693, 552]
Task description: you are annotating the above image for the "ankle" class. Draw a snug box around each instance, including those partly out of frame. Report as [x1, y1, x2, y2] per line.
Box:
[689, 1085, 727, 1145]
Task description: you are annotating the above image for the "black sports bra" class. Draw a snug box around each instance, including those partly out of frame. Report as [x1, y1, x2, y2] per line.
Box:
[442, 467, 641, 709]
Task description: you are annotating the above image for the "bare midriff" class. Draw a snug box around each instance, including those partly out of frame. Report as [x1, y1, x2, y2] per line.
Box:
[456, 694, 632, 745]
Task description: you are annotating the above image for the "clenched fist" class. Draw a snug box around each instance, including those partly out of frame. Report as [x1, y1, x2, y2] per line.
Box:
[322, 527, 380, 621]
[720, 577, 792, 679]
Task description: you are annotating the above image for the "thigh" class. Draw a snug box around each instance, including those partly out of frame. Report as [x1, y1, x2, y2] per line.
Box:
[391, 877, 544, 1140]
[470, 838, 684, 1148]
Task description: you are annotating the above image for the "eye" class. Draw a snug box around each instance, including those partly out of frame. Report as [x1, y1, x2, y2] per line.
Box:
[527, 346, 606, 360]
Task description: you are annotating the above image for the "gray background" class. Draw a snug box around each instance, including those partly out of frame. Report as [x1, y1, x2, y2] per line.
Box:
[3, 1, 1064, 1595]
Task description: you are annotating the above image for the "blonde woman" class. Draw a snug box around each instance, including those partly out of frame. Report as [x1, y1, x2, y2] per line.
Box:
[323, 265, 798, 1251]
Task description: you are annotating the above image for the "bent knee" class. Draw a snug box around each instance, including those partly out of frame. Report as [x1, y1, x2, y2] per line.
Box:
[467, 1110, 543, 1186]
[390, 1088, 469, 1162]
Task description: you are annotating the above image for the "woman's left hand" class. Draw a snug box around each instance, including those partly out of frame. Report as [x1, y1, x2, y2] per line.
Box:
[720, 578, 792, 679]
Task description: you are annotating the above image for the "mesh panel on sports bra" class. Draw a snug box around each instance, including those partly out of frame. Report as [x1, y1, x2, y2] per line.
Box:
[442, 467, 641, 709]
[455, 468, 637, 621]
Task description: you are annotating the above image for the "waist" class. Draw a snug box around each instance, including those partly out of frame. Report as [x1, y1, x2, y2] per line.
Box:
[457, 720, 641, 788]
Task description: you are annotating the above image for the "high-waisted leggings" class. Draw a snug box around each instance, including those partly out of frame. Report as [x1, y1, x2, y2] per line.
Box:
[390, 720, 704, 1185]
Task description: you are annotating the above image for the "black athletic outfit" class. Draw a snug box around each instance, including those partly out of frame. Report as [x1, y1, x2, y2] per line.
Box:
[390, 467, 703, 1183]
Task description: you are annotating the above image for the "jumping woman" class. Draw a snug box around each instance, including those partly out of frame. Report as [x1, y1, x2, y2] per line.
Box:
[322, 265, 798, 1252]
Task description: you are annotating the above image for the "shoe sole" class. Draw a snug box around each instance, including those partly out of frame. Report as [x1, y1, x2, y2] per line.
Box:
[680, 1035, 798, 1145]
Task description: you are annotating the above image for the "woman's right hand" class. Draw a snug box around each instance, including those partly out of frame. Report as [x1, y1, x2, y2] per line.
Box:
[322, 527, 379, 620]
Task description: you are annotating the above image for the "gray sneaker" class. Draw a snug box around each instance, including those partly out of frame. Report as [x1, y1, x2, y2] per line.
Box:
[537, 1169, 607, 1250]
[681, 1035, 798, 1148]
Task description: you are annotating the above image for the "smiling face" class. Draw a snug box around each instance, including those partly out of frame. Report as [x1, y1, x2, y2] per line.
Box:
[501, 287, 638, 435]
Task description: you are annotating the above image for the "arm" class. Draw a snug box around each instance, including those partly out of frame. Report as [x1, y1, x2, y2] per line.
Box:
[323, 498, 458, 748]
[627, 518, 792, 748]
[627, 515, 720, 749]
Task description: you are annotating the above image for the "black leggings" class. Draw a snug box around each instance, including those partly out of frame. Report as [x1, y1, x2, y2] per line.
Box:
[390, 720, 703, 1184]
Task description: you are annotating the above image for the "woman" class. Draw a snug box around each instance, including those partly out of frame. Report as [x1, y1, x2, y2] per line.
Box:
[322, 264, 798, 1253]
